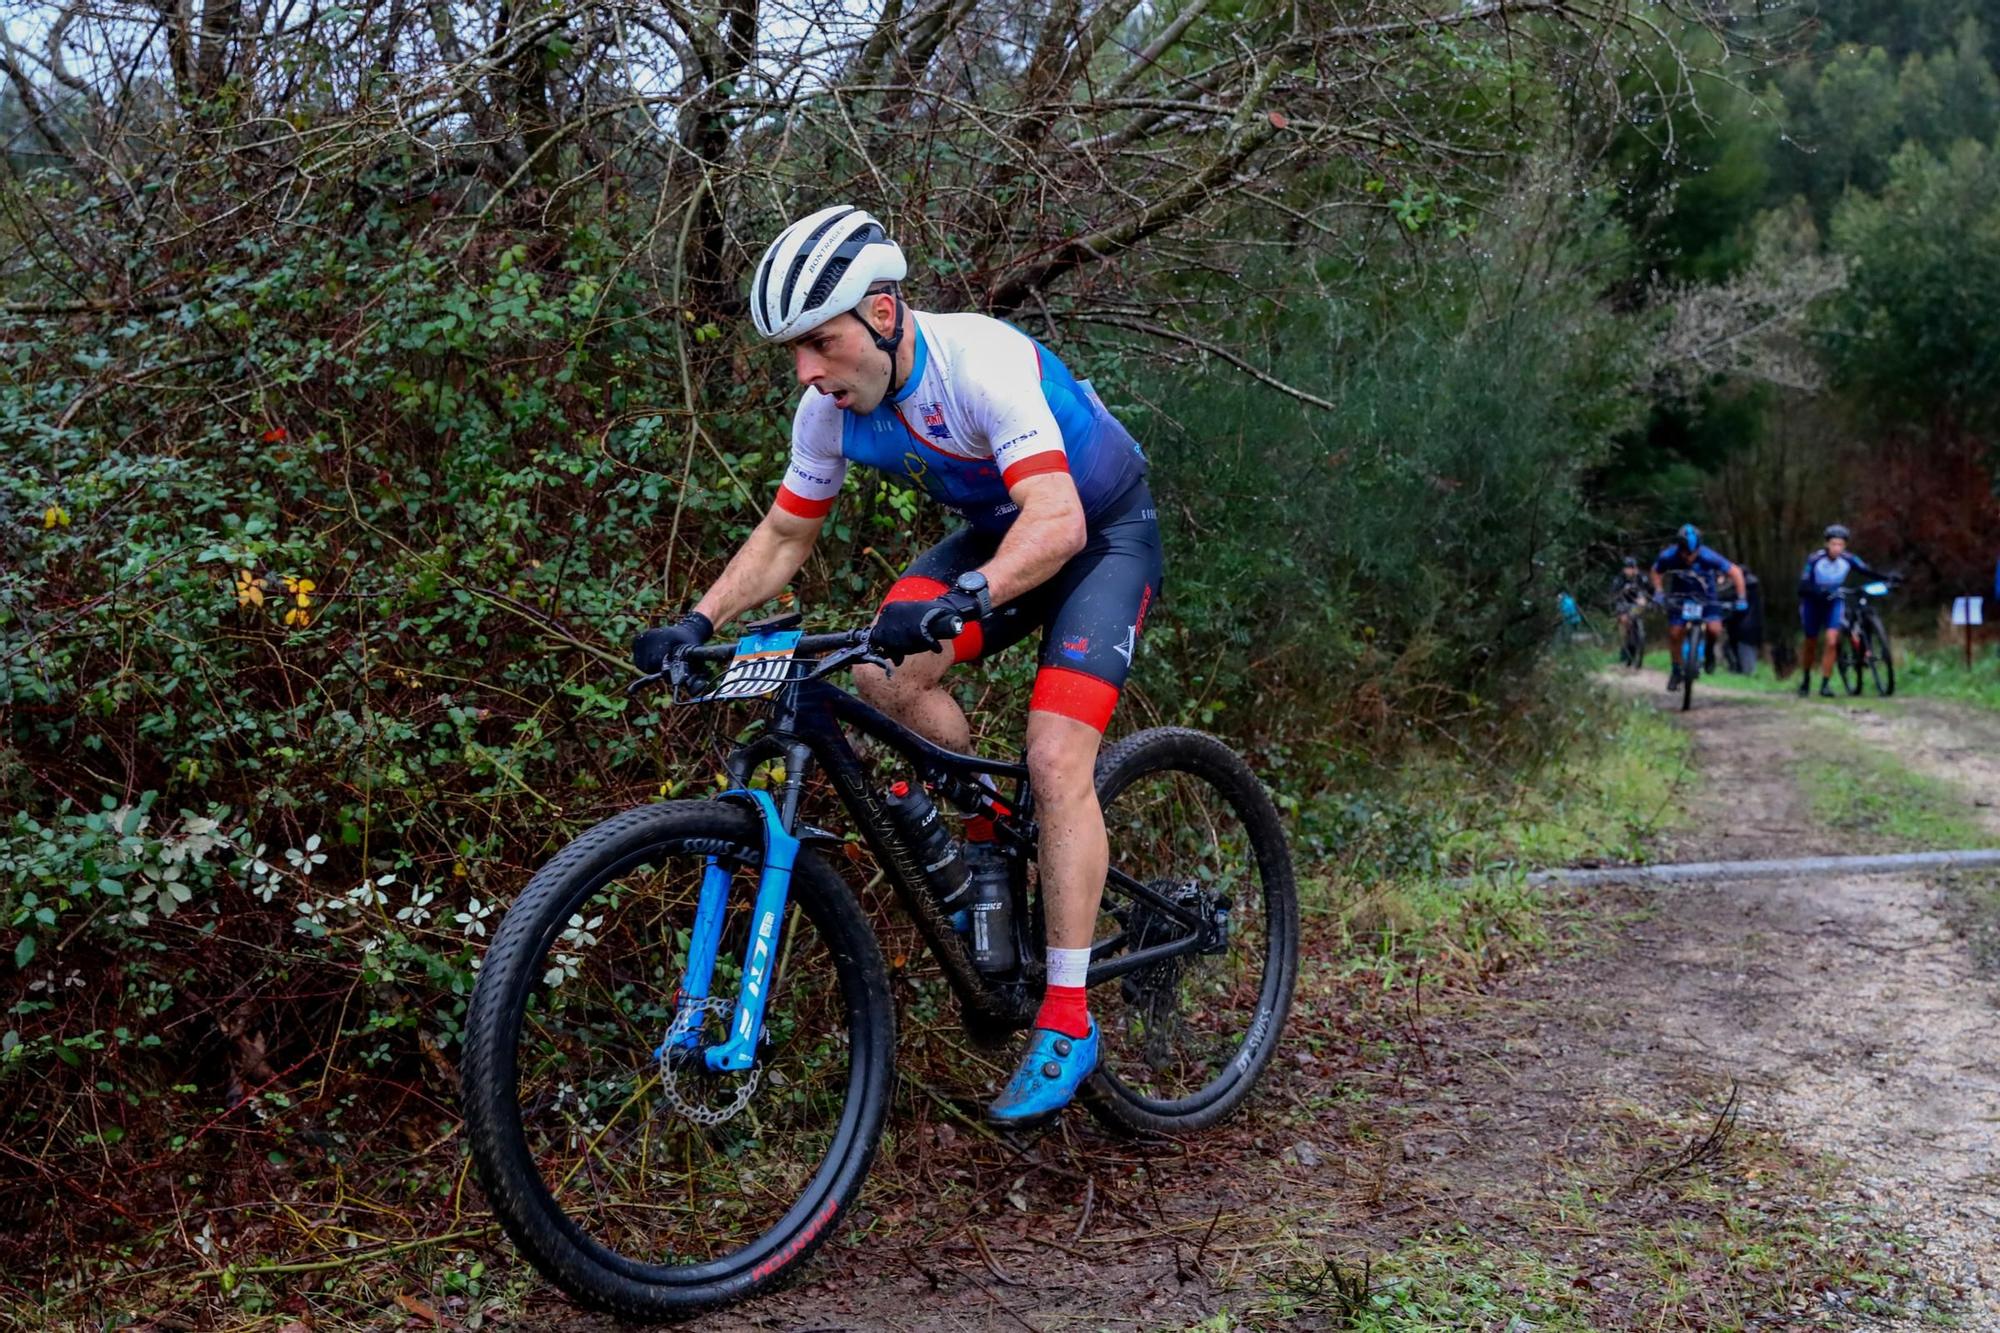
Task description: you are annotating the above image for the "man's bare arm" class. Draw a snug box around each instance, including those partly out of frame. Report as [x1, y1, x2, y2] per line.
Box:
[690, 505, 825, 628]
[974, 471, 1087, 604]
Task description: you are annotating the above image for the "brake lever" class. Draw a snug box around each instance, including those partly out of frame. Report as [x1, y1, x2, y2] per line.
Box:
[808, 642, 896, 680]
[626, 655, 700, 698]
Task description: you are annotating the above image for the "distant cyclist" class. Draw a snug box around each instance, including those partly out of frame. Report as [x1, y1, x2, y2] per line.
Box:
[1796, 524, 1888, 698]
[1651, 524, 1747, 690]
[1611, 555, 1649, 663]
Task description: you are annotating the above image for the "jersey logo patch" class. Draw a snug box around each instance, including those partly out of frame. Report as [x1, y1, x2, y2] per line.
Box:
[1061, 635, 1089, 661]
[919, 402, 951, 440]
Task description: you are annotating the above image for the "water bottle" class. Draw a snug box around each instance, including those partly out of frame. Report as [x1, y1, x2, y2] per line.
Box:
[883, 781, 972, 920]
[964, 840, 1017, 975]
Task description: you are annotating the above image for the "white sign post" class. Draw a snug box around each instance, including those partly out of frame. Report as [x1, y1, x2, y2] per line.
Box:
[1952, 597, 1984, 667]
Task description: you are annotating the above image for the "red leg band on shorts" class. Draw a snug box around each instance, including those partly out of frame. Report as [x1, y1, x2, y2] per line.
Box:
[880, 576, 948, 608]
[1029, 666, 1120, 732]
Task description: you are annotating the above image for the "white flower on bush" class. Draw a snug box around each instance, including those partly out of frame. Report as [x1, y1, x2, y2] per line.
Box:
[396, 886, 437, 926]
[285, 834, 327, 878]
[455, 897, 494, 937]
[244, 844, 281, 902]
[345, 873, 395, 911]
[541, 912, 603, 988]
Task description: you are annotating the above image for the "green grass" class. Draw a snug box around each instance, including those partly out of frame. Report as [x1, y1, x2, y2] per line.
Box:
[1794, 717, 1988, 850]
[1631, 641, 2000, 715]
[1442, 698, 1692, 872]
[1893, 648, 2000, 712]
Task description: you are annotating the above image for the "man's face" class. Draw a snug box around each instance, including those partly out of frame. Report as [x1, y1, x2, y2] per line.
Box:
[787, 295, 895, 414]
[1826, 536, 1847, 558]
[1624, 563, 1639, 578]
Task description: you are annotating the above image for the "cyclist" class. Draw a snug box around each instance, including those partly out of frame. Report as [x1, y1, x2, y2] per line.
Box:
[631, 206, 1160, 1125]
[1650, 524, 1747, 690]
[1610, 555, 1649, 665]
[1796, 524, 1888, 698]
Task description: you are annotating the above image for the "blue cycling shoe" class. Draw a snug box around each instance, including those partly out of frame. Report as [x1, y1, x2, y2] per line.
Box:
[987, 1023, 1098, 1125]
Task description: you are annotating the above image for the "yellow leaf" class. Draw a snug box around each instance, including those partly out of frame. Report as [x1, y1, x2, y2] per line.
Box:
[295, 592, 311, 608]
[297, 579, 316, 594]
[42, 505, 69, 529]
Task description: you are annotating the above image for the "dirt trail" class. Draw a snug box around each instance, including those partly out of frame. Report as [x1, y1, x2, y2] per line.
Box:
[1587, 673, 2000, 1325]
[515, 681, 2000, 1331]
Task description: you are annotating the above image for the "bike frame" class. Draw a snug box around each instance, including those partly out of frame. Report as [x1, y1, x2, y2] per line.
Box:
[649, 622, 1224, 1076]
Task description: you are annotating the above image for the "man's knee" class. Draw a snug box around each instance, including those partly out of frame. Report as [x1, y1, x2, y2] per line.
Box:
[1025, 719, 1100, 800]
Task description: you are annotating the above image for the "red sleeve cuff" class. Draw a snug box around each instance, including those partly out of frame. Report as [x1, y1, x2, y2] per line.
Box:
[775, 485, 836, 518]
[1001, 452, 1070, 488]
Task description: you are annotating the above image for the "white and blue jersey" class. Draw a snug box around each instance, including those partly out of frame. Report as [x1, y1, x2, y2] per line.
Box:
[1798, 546, 1880, 636]
[774, 311, 1148, 533]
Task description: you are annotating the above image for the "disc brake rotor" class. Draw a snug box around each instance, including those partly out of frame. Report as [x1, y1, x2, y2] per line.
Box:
[657, 994, 762, 1127]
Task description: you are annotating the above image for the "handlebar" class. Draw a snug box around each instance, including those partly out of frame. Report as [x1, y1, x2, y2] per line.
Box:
[626, 617, 967, 698]
[679, 627, 875, 664]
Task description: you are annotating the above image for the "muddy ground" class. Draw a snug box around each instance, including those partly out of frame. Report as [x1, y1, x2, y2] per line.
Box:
[518, 679, 2000, 1333]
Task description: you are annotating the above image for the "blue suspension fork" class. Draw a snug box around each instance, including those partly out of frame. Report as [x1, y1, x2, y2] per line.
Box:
[654, 788, 802, 1073]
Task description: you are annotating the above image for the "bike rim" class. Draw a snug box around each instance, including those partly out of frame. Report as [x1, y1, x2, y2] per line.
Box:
[505, 838, 864, 1281]
[1091, 758, 1283, 1114]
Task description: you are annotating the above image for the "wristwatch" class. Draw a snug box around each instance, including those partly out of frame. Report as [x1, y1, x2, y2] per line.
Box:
[953, 569, 993, 621]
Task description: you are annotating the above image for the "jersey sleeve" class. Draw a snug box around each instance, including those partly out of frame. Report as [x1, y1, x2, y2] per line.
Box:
[955, 324, 1072, 489]
[774, 391, 847, 518]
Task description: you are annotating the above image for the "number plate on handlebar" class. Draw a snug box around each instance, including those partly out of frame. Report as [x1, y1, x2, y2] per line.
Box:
[696, 629, 804, 701]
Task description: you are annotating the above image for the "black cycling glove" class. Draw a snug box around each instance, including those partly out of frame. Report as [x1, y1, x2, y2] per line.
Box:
[633, 611, 714, 674]
[871, 592, 980, 664]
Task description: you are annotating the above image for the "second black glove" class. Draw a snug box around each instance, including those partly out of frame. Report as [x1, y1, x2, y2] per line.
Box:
[871, 592, 980, 663]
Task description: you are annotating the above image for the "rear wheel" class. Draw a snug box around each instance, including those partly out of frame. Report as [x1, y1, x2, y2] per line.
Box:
[1083, 728, 1298, 1135]
[461, 801, 894, 1318]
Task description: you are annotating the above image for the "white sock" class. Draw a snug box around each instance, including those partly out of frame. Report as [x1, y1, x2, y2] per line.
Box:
[1046, 947, 1091, 989]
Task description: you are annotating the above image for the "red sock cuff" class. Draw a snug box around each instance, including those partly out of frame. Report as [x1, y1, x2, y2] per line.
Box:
[1035, 985, 1091, 1039]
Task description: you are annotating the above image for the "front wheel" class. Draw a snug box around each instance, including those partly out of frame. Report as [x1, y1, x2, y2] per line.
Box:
[461, 801, 894, 1318]
[1624, 616, 1645, 670]
[1836, 632, 1863, 695]
[1866, 617, 1896, 696]
[1680, 636, 1695, 712]
[1083, 727, 1299, 1136]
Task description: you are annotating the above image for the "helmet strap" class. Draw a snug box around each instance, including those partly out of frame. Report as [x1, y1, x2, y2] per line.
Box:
[853, 296, 906, 390]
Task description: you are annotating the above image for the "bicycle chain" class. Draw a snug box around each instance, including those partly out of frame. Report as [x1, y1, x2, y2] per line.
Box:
[657, 994, 761, 1126]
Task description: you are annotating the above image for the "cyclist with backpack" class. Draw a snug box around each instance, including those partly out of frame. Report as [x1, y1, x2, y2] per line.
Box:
[631, 206, 1161, 1125]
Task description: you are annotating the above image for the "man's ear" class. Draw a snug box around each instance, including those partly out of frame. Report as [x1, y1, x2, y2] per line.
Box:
[867, 291, 897, 334]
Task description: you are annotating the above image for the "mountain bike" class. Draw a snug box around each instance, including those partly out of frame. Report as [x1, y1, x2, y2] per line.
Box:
[459, 613, 1299, 1317]
[1616, 592, 1649, 670]
[1664, 572, 1712, 712]
[1834, 579, 1897, 697]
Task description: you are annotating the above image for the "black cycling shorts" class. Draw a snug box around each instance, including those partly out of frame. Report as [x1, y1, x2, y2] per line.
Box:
[877, 480, 1164, 731]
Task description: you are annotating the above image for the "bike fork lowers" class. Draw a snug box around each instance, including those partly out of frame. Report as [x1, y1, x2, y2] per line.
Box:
[655, 788, 801, 1073]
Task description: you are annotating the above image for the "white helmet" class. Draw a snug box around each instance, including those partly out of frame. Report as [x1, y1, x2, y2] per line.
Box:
[748, 205, 907, 343]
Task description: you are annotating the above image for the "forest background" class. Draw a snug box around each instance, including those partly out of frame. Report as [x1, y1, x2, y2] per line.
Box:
[2, 0, 1998, 1312]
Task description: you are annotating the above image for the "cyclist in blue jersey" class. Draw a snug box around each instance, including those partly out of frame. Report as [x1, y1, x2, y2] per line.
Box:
[633, 206, 1161, 1125]
[1651, 524, 1747, 690]
[1796, 524, 1888, 698]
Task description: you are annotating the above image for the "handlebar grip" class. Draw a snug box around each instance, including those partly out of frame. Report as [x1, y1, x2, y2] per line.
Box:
[921, 608, 965, 642]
